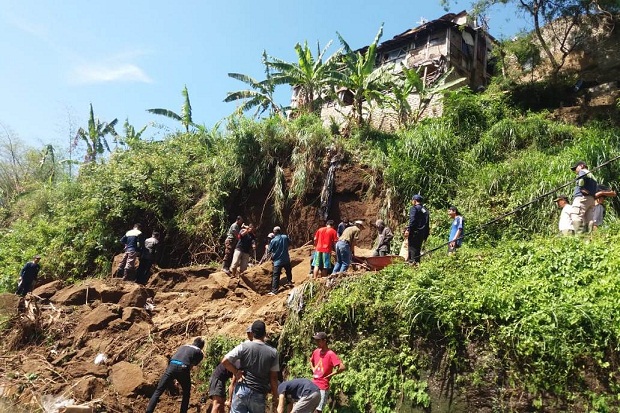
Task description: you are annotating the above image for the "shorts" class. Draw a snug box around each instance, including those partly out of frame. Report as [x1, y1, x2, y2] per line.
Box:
[208, 377, 226, 399]
[316, 389, 329, 411]
[312, 252, 332, 270]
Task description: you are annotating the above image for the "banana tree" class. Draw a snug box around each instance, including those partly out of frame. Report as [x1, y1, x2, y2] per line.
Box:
[388, 64, 466, 126]
[74, 104, 118, 163]
[147, 85, 196, 132]
[268, 41, 340, 114]
[335, 25, 394, 126]
[225, 51, 284, 118]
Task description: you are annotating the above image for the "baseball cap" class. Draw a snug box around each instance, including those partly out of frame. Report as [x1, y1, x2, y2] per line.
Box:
[412, 194, 423, 202]
[246, 325, 253, 333]
[313, 332, 328, 340]
[251, 320, 266, 339]
[273, 226, 281, 233]
[375, 219, 384, 227]
[570, 161, 587, 170]
[267, 232, 275, 239]
[553, 195, 569, 202]
[354, 220, 364, 227]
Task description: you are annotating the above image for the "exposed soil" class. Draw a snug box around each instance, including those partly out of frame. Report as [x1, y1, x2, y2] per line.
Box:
[0, 163, 386, 413]
[0, 245, 345, 412]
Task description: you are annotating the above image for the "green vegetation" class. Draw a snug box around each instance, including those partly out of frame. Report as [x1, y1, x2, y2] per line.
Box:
[281, 230, 620, 411]
[1, 19, 620, 411]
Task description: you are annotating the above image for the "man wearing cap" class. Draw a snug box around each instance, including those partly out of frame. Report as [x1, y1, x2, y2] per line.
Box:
[268, 226, 293, 296]
[222, 320, 279, 413]
[310, 332, 345, 413]
[554, 196, 574, 236]
[16, 255, 41, 296]
[570, 161, 597, 233]
[223, 216, 244, 274]
[312, 220, 339, 278]
[372, 219, 393, 257]
[405, 195, 430, 264]
[146, 337, 205, 413]
[276, 378, 321, 413]
[333, 221, 364, 274]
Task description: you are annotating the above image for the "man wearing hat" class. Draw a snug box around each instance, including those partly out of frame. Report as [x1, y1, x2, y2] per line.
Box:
[570, 161, 597, 233]
[267, 226, 293, 296]
[310, 332, 345, 413]
[405, 194, 430, 264]
[222, 320, 279, 413]
[16, 255, 41, 296]
[554, 195, 574, 236]
[372, 219, 393, 257]
[333, 220, 364, 274]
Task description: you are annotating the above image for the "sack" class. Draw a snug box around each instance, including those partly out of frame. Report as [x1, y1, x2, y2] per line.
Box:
[399, 240, 409, 259]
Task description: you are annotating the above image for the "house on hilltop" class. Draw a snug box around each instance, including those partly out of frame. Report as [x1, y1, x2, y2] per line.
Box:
[310, 11, 497, 130]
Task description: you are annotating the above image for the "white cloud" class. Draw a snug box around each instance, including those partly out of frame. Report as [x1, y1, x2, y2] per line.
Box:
[73, 64, 153, 84]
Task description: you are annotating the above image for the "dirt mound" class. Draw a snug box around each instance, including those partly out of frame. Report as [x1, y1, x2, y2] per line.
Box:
[0, 245, 346, 412]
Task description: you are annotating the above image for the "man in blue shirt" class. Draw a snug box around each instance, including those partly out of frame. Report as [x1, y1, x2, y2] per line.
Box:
[570, 161, 597, 233]
[267, 226, 292, 296]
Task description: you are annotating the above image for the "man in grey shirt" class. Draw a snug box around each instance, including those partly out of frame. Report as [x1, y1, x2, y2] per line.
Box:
[222, 320, 279, 413]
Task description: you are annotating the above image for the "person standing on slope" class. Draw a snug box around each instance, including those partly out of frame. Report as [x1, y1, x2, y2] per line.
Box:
[310, 332, 345, 413]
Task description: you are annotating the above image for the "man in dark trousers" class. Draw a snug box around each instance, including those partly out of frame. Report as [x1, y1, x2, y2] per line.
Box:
[137, 231, 161, 285]
[268, 226, 293, 296]
[405, 194, 430, 264]
[116, 223, 144, 280]
[146, 337, 205, 413]
[222, 320, 279, 413]
[16, 255, 41, 296]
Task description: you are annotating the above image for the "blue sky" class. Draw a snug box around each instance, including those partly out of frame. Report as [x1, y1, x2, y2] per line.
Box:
[0, 0, 525, 149]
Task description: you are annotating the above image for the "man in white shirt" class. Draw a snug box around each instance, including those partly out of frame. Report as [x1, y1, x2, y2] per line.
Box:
[554, 196, 573, 236]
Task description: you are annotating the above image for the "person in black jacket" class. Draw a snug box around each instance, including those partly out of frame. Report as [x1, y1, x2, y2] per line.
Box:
[405, 194, 430, 264]
[16, 255, 41, 296]
[146, 337, 205, 413]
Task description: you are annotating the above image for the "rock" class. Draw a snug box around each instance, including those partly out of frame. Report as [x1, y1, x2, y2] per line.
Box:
[0, 293, 20, 317]
[117, 285, 148, 307]
[121, 307, 150, 323]
[97, 284, 127, 303]
[33, 280, 63, 299]
[74, 303, 120, 337]
[65, 361, 108, 379]
[51, 284, 90, 306]
[240, 258, 304, 295]
[110, 361, 145, 396]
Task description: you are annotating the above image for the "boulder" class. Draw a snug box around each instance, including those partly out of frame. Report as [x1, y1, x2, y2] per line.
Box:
[51, 284, 91, 306]
[117, 285, 148, 307]
[240, 258, 304, 295]
[65, 361, 108, 379]
[110, 361, 145, 396]
[121, 307, 150, 323]
[74, 303, 120, 337]
[33, 280, 63, 299]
